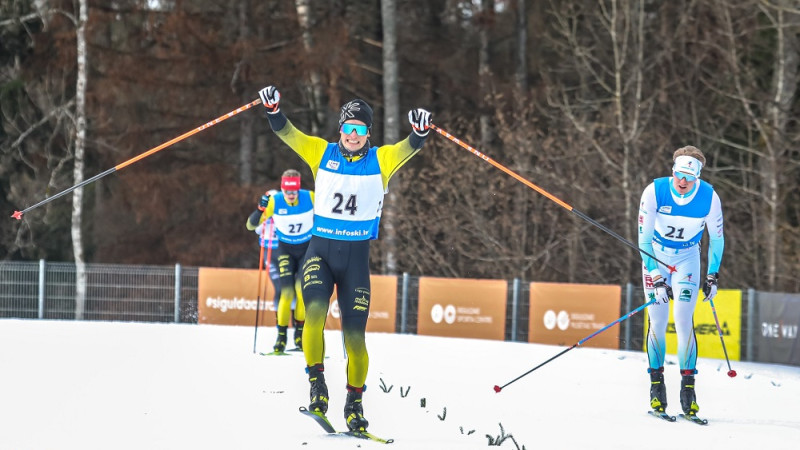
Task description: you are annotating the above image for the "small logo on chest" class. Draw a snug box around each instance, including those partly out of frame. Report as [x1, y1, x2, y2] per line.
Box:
[658, 206, 672, 214]
[326, 160, 340, 170]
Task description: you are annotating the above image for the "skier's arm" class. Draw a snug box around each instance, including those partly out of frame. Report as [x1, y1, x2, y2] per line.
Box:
[706, 191, 724, 275]
[637, 183, 660, 278]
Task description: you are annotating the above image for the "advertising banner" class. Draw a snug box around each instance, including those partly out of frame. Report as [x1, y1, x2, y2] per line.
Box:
[528, 282, 622, 349]
[198, 269, 397, 332]
[197, 267, 276, 326]
[416, 277, 507, 340]
[754, 292, 800, 366]
[642, 289, 742, 361]
[324, 275, 398, 333]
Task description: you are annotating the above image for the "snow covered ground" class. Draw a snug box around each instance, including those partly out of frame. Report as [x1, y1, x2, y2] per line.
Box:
[0, 319, 797, 449]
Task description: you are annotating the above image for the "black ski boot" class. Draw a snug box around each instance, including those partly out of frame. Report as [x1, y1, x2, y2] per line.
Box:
[273, 325, 288, 353]
[306, 364, 328, 413]
[680, 369, 700, 415]
[344, 384, 369, 431]
[649, 367, 667, 412]
[294, 321, 304, 350]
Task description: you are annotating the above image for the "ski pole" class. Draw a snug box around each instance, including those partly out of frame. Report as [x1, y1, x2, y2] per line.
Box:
[493, 297, 657, 393]
[706, 295, 737, 377]
[253, 220, 268, 354]
[11, 99, 262, 220]
[430, 124, 676, 274]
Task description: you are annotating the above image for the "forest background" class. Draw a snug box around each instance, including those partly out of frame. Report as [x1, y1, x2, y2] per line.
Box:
[1, 0, 799, 293]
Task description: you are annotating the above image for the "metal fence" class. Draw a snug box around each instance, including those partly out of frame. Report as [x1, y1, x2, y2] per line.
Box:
[0, 260, 198, 323]
[0, 260, 779, 364]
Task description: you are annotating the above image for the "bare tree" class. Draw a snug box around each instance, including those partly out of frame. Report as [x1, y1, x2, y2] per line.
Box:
[381, 0, 400, 274]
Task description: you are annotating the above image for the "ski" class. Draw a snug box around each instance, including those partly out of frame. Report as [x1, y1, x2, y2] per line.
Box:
[259, 351, 290, 356]
[286, 348, 303, 353]
[647, 410, 677, 422]
[299, 406, 394, 444]
[679, 413, 708, 425]
[299, 406, 336, 433]
[341, 430, 394, 444]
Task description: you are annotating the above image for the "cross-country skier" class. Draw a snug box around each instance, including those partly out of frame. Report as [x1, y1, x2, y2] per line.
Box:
[257, 85, 431, 432]
[637, 145, 725, 420]
[247, 170, 314, 353]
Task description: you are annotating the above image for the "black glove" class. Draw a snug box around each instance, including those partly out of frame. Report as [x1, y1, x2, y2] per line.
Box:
[258, 86, 280, 114]
[258, 193, 270, 211]
[702, 273, 718, 302]
[652, 277, 672, 304]
[408, 108, 431, 136]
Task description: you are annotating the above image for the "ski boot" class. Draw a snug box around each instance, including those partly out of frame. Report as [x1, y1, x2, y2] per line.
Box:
[648, 367, 667, 412]
[680, 369, 700, 415]
[294, 321, 304, 350]
[344, 384, 369, 431]
[273, 325, 288, 353]
[306, 363, 328, 413]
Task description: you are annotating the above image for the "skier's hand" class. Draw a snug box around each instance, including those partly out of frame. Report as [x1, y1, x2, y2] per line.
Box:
[408, 108, 431, 136]
[702, 273, 718, 302]
[652, 276, 672, 304]
[258, 193, 270, 212]
[259, 86, 281, 114]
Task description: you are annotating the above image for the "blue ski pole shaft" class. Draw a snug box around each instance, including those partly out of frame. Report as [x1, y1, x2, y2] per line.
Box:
[494, 298, 657, 393]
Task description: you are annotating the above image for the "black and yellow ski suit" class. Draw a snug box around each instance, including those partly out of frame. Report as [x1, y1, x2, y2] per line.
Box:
[265, 111, 426, 389]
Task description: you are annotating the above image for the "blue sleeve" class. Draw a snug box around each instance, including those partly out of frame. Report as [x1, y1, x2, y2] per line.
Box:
[707, 236, 724, 275]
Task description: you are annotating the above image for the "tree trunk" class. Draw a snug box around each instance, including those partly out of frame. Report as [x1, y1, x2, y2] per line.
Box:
[478, 0, 494, 148]
[237, 0, 254, 185]
[295, 0, 326, 134]
[381, 0, 400, 275]
[72, 0, 88, 320]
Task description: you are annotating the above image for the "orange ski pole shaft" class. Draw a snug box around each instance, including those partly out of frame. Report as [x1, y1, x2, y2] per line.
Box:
[253, 219, 268, 354]
[430, 124, 676, 273]
[12, 99, 262, 221]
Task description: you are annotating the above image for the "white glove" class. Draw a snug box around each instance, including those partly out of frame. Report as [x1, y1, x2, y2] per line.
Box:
[651, 277, 672, 305]
[408, 108, 431, 136]
[702, 273, 718, 302]
[258, 86, 280, 114]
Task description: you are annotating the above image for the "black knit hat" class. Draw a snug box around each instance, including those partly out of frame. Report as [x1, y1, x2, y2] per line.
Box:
[339, 99, 373, 128]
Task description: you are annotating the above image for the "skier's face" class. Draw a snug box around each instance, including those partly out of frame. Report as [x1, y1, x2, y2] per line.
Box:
[672, 172, 696, 195]
[340, 120, 370, 152]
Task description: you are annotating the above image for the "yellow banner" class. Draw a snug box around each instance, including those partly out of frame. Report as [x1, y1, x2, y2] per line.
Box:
[643, 289, 741, 361]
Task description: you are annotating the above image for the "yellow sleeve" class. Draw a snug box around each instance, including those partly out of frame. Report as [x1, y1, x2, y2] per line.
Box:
[274, 121, 329, 178]
[245, 200, 275, 231]
[376, 137, 421, 190]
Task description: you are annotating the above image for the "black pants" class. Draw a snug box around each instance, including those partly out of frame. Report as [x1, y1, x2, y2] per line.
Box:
[301, 236, 371, 387]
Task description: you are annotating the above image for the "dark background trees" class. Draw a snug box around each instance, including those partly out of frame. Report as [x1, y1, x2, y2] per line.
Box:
[2, 0, 799, 292]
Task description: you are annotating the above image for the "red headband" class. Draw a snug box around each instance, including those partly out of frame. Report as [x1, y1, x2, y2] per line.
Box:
[281, 176, 301, 190]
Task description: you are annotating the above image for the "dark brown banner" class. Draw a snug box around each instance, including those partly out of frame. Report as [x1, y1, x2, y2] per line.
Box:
[417, 277, 507, 340]
[528, 282, 621, 349]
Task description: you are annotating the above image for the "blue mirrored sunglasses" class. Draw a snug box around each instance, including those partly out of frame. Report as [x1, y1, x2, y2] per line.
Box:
[340, 123, 369, 136]
[673, 172, 696, 182]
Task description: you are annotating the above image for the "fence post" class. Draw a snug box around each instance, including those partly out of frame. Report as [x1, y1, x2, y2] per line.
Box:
[38, 259, 46, 319]
[174, 263, 181, 323]
[746, 288, 756, 361]
[624, 283, 634, 350]
[400, 272, 409, 334]
[511, 278, 520, 342]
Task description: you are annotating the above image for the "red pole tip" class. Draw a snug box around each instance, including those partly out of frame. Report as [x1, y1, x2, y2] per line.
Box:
[11, 210, 23, 220]
[728, 370, 737, 378]
[493, 385, 502, 393]
[668, 265, 677, 274]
